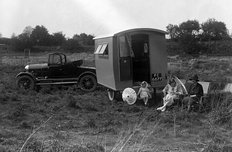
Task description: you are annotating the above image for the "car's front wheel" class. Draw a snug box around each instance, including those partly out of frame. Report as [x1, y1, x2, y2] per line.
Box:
[79, 74, 97, 92]
[16, 75, 35, 90]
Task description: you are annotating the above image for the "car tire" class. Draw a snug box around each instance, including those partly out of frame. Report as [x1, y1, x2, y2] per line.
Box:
[16, 75, 35, 90]
[79, 74, 97, 92]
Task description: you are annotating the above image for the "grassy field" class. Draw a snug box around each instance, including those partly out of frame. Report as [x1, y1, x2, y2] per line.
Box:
[0, 54, 232, 152]
[0, 52, 95, 67]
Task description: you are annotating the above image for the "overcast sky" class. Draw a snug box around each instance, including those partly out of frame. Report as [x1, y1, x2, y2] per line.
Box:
[1, 0, 232, 38]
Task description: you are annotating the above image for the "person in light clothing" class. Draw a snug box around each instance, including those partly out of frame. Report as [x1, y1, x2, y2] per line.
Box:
[157, 78, 183, 111]
[137, 81, 152, 106]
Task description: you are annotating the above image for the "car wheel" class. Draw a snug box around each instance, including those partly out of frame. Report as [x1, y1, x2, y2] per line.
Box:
[79, 74, 97, 92]
[17, 75, 35, 90]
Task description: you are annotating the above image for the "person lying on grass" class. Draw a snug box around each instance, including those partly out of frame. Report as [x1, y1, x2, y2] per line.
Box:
[157, 77, 183, 112]
[137, 81, 153, 106]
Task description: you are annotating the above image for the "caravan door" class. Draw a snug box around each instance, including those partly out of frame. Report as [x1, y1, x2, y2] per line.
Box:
[131, 34, 150, 83]
[119, 36, 132, 81]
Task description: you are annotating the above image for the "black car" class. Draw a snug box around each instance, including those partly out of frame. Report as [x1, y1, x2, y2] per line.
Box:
[16, 53, 97, 92]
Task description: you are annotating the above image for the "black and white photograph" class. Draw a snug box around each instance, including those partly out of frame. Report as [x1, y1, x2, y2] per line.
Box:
[0, 0, 232, 151]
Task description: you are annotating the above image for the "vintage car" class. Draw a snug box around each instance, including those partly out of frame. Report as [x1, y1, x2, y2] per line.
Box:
[16, 53, 97, 92]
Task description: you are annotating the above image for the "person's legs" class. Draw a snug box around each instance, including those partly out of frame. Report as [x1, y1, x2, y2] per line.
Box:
[187, 97, 198, 112]
[157, 97, 173, 111]
[182, 96, 190, 110]
[182, 96, 198, 112]
[161, 96, 176, 111]
[157, 98, 166, 110]
[157, 94, 174, 111]
[144, 97, 148, 106]
[157, 101, 164, 110]
[166, 97, 174, 106]
[157, 95, 167, 110]
[161, 99, 172, 111]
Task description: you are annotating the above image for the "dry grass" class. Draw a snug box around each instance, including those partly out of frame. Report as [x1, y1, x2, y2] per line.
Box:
[0, 54, 232, 151]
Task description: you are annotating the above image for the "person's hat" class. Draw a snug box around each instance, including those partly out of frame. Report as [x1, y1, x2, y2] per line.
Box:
[189, 74, 199, 81]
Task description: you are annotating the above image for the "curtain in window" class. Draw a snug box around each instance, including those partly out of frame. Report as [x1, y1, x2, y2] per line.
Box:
[125, 34, 135, 57]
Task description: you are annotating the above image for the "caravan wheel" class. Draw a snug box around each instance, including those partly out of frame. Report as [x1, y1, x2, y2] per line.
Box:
[107, 90, 115, 101]
[107, 90, 122, 101]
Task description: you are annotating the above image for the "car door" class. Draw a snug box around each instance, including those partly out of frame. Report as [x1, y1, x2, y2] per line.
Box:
[48, 53, 66, 78]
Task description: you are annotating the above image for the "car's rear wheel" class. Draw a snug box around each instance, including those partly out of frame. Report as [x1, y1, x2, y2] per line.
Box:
[79, 74, 97, 92]
[17, 75, 35, 90]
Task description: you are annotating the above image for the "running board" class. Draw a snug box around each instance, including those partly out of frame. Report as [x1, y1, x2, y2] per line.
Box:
[36, 78, 78, 81]
[37, 81, 77, 85]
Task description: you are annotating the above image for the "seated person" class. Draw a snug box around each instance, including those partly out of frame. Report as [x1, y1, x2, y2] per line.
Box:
[182, 74, 203, 112]
[157, 77, 183, 112]
[137, 81, 153, 106]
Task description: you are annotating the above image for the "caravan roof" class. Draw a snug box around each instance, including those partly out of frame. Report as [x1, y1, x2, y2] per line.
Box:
[94, 28, 167, 40]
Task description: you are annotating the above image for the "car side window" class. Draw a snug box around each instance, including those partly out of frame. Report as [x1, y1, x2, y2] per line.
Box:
[54, 55, 61, 64]
[60, 54, 66, 64]
[49, 54, 62, 65]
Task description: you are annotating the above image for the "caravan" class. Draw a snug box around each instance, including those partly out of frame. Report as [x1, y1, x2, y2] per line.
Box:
[94, 28, 168, 101]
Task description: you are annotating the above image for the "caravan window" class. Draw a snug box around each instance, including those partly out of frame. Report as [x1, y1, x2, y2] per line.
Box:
[99, 44, 108, 55]
[94, 45, 102, 54]
[94, 44, 108, 56]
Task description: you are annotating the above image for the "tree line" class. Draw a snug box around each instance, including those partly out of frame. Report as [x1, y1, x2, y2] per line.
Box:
[0, 25, 94, 52]
[166, 18, 231, 55]
[0, 18, 231, 54]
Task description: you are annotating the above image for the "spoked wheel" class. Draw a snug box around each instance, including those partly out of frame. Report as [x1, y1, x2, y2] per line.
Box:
[79, 74, 97, 92]
[16, 75, 35, 90]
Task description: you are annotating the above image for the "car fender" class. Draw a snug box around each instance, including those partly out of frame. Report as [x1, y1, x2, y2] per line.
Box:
[16, 72, 36, 81]
[77, 71, 97, 82]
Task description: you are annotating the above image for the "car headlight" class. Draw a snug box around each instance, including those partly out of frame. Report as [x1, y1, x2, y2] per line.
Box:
[25, 65, 29, 70]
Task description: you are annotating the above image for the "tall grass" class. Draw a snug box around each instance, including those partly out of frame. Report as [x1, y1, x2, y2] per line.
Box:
[207, 92, 232, 127]
[1, 62, 232, 151]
